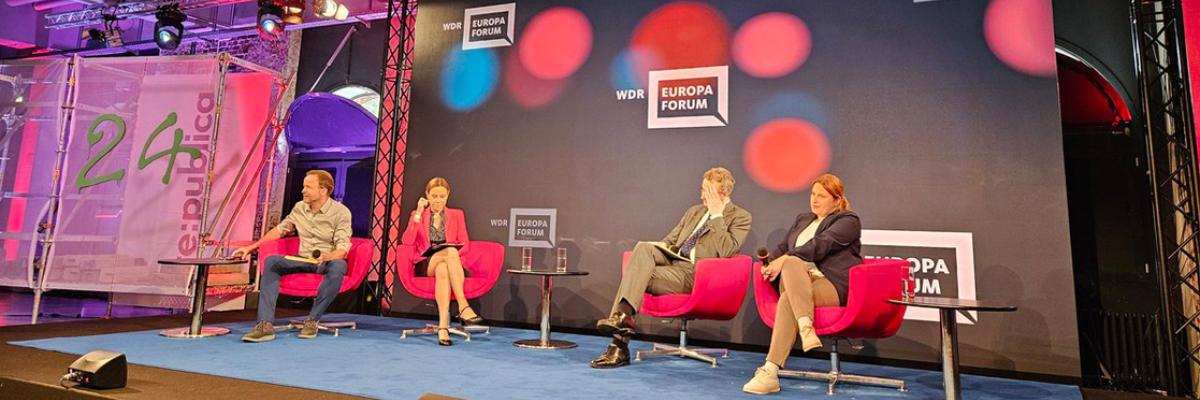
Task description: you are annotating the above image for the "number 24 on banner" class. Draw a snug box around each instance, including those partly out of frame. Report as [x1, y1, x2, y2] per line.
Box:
[75, 112, 203, 191]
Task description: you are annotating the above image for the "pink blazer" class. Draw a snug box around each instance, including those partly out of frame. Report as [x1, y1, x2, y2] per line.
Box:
[401, 207, 470, 261]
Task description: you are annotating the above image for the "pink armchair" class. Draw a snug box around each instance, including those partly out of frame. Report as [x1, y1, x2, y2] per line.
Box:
[256, 237, 374, 335]
[396, 241, 504, 341]
[752, 258, 912, 394]
[623, 252, 753, 367]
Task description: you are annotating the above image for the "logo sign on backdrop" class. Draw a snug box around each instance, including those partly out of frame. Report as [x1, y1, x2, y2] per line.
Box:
[647, 66, 729, 129]
[508, 208, 556, 248]
[861, 230, 977, 324]
[462, 3, 516, 50]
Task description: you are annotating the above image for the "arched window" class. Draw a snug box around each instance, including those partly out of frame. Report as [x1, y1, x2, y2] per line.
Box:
[330, 84, 380, 118]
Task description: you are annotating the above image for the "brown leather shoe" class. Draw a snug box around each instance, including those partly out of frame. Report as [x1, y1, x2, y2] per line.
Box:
[241, 321, 275, 342]
[298, 319, 319, 339]
[589, 343, 631, 369]
[595, 312, 636, 336]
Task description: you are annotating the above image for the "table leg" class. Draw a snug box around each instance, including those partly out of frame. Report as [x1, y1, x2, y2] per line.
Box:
[160, 264, 229, 338]
[940, 308, 961, 400]
[189, 265, 209, 335]
[539, 275, 552, 345]
[513, 275, 576, 349]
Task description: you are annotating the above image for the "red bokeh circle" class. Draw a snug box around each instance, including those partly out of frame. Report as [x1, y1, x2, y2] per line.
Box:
[504, 49, 568, 108]
[732, 12, 812, 78]
[743, 118, 831, 192]
[518, 7, 593, 80]
[630, 1, 731, 85]
[984, 0, 1056, 77]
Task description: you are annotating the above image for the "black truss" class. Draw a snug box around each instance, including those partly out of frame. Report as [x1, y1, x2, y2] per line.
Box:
[367, 0, 416, 315]
[1134, 0, 1200, 396]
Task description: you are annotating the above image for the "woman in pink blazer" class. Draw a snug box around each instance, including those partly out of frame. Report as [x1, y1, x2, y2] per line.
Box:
[401, 177, 482, 346]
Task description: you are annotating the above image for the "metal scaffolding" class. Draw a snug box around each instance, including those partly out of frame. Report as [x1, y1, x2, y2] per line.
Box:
[366, 0, 415, 315]
[1133, 0, 1200, 396]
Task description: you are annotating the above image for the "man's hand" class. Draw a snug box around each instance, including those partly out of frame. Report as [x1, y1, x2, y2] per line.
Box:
[703, 183, 724, 215]
[231, 246, 255, 261]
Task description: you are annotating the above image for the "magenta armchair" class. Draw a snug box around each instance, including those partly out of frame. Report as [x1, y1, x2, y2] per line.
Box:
[396, 241, 504, 341]
[257, 237, 374, 297]
[256, 237, 374, 335]
[752, 258, 912, 394]
[622, 251, 753, 367]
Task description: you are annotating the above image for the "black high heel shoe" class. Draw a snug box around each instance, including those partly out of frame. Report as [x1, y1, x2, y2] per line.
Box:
[436, 327, 452, 346]
[458, 306, 484, 326]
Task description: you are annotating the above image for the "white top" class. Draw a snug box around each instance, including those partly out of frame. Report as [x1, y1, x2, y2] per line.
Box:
[794, 217, 825, 249]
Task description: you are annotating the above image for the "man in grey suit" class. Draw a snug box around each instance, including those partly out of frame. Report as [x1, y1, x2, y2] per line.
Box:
[590, 167, 753, 368]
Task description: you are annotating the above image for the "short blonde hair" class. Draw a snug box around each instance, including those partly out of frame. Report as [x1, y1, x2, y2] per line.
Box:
[704, 167, 735, 196]
[305, 170, 335, 196]
[425, 177, 450, 193]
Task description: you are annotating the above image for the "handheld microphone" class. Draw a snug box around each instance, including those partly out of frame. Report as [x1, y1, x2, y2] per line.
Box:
[312, 250, 321, 259]
[755, 247, 770, 264]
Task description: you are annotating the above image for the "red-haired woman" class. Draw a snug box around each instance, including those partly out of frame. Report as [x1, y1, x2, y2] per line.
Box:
[743, 174, 862, 395]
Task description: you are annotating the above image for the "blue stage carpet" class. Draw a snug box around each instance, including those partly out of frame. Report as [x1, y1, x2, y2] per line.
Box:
[9, 314, 1079, 399]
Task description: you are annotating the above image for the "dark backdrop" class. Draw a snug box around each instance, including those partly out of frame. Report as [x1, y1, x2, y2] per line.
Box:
[386, 0, 1079, 377]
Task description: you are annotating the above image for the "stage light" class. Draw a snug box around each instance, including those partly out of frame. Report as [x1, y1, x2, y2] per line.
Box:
[81, 18, 123, 49]
[100, 14, 124, 48]
[313, 0, 349, 20]
[153, 5, 187, 50]
[280, 0, 304, 25]
[257, 0, 285, 41]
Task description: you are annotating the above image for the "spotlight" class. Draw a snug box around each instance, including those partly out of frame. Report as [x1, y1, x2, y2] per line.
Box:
[100, 14, 123, 48]
[81, 18, 123, 49]
[279, 0, 304, 25]
[257, 0, 284, 41]
[313, 0, 349, 20]
[153, 6, 187, 50]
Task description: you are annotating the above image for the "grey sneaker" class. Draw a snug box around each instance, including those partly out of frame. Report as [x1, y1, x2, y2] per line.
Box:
[298, 319, 319, 339]
[242, 321, 275, 342]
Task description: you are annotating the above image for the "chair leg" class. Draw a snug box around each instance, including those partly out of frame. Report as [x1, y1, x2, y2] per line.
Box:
[286, 320, 357, 337]
[634, 319, 729, 368]
[400, 324, 489, 341]
[776, 341, 906, 395]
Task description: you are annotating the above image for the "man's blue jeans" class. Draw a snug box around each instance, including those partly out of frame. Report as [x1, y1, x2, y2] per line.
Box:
[257, 255, 348, 322]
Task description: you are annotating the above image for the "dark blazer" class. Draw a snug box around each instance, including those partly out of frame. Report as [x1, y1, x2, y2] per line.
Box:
[769, 210, 862, 305]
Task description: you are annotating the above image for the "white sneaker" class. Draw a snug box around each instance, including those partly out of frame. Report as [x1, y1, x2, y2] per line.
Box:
[799, 317, 822, 352]
[742, 367, 781, 395]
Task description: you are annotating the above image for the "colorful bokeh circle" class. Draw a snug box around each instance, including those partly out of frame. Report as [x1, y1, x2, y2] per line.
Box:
[732, 12, 812, 78]
[518, 7, 594, 80]
[440, 48, 499, 111]
[505, 49, 569, 108]
[983, 0, 1056, 77]
[629, 1, 731, 86]
[743, 118, 832, 192]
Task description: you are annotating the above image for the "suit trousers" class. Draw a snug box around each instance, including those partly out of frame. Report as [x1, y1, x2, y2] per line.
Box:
[611, 241, 695, 314]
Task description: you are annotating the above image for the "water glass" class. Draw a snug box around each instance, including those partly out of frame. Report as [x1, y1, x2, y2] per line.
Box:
[521, 247, 532, 271]
[555, 248, 568, 272]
